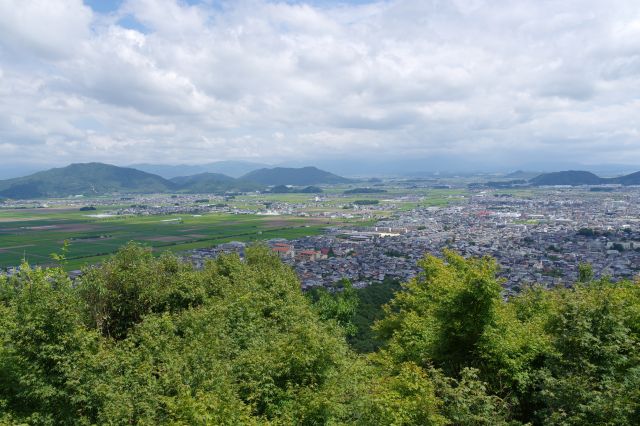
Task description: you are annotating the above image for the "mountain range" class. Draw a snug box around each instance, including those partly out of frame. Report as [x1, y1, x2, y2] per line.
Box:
[0, 163, 353, 199]
[130, 161, 270, 179]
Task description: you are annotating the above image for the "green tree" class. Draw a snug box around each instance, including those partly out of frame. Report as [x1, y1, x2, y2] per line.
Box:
[376, 250, 503, 375]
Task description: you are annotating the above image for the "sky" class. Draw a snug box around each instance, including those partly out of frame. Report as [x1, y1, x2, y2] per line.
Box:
[1, 0, 640, 175]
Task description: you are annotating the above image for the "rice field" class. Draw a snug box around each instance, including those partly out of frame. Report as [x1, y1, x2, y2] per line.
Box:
[0, 209, 336, 270]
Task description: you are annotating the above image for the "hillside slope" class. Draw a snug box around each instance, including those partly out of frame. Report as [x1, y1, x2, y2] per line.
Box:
[530, 170, 604, 186]
[171, 173, 263, 193]
[0, 163, 174, 198]
[132, 161, 269, 178]
[241, 166, 351, 185]
[530, 170, 640, 186]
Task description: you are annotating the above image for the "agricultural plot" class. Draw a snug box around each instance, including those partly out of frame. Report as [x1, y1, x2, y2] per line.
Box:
[0, 185, 470, 271]
[0, 210, 337, 270]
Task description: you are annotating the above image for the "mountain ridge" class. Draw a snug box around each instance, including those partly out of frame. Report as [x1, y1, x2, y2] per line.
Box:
[241, 166, 352, 185]
[131, 161, 269, 179]
[0, 163, 352, 199]
[0, 163, 175, 199]
[170, 172, 262, 193]
[530, 170, 640, 186]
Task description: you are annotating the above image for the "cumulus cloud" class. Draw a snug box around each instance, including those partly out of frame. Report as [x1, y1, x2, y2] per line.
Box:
[0, 0, 639, 172]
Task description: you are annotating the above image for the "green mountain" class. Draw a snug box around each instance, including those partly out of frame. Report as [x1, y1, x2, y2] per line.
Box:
[530, 170, 604, 186]
[610, 171, 640, 185]
[530, 170, 640, 186]
[171, 173, 263, 193]
[241, 166, 351, 186]
[0, 163, 175, 199]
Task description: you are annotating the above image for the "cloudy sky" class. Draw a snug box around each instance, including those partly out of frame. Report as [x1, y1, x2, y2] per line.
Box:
[1, 0, 639, 175]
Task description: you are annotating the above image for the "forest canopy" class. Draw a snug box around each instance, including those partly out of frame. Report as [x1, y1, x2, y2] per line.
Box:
[0, 244, 639, 425]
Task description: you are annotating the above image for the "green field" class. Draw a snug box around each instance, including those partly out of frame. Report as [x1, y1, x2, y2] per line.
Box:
[0, 186, 469, 271]
[0, 208, 346, 270]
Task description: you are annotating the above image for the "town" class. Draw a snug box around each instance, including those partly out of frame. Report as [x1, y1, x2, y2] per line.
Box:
[180, 185, 640, 293]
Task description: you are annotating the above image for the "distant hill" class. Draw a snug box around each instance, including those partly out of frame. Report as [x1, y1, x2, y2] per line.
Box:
[131, 161, 269, 179]
[241, 167, 351, 186]
[610, 171, 640, 186]
[0, 163, 174, 199]
[530, 171, 604, 186]
[505, 170, 540, 180]
[171, 173, 262, 193]
[530, 170, 640, 186]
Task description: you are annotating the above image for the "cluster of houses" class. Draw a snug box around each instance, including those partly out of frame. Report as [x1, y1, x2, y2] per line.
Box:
[181, 187, 640, 292]
[6, 186, 640, 295]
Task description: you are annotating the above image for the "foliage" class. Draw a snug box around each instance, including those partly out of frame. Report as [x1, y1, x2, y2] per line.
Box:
[307, 279, 359, 337]
[353, 200, 380, 205]
[1, 245, 640, 424]
[343, 188, 387, 194]
[376, 250, 503, 375]
[349, 278, 402, 353]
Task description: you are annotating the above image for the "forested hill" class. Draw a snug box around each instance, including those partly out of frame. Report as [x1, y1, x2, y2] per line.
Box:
[530, 169, 640, 186]
[170, 172, 262, 193]
[0, 163, 351, 199]
[241, 166, 352, 185]
[0, 163, 175, 198]
[0, 163, 261, 198]
[529, 170, 604, 186]
[1, 244, 638, 424]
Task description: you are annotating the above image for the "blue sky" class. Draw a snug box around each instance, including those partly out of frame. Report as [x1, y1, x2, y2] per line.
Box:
[1, 0, 640, 172]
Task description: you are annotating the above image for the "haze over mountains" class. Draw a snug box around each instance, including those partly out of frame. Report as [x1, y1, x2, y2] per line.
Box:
[131, 161, 270, 179]
[242, 167, 351, 186]
[0, 163, 353, 199]
[4, 162, 640, 200]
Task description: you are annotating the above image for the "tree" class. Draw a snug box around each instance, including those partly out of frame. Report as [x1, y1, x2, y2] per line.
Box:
[376, 250, 503, 375]
[307, 279, 359, 336]
[578, 263, 594, 282]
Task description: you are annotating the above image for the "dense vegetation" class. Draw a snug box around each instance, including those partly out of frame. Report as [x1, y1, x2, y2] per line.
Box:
[353, 199, 379, 205]
[1, 245, 639, 424]
[269, 185, 323, 194]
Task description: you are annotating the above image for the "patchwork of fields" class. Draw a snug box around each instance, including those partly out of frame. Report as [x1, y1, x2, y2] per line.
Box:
[0, 208, 336, 270]
[0, 187, 468, 271]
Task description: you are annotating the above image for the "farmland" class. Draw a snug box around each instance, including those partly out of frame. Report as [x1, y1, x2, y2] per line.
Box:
[0, 208, 340, 270]
[0, 186, 469, 270]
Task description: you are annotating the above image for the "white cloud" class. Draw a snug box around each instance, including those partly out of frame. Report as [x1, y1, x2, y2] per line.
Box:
[0, 0, 92, 59]
[1, 0, 640, 171]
